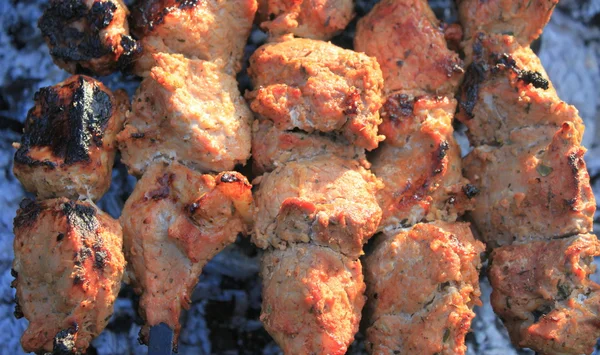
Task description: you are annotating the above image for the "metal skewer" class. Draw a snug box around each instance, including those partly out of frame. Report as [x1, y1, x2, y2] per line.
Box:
[148, 323, 174, 355]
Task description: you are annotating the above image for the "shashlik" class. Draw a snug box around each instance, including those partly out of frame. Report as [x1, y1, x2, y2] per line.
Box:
[248, 37, 384, 354]
[457, 0, 600, 353]
[116, 0, 257, 348]
[354, 0, 485, 353]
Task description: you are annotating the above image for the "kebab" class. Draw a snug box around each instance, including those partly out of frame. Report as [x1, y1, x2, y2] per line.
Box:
[246, 22, 385, 353]
[116, 0, 257, 348]
[11, 75, 128, 354]
[354, 0, 485, 353]
[456, 0, 600, 353]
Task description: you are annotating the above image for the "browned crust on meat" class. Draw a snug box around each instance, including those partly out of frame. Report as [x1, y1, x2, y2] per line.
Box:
[354, 0, 464, 96]
[13, 198, 124, 354]
[464, 123, 596, 247]
[489, 234, 600, 355]
[247, 38, 384, 150]
[260, 244, 365, 355]
[364, 221, 484, 354]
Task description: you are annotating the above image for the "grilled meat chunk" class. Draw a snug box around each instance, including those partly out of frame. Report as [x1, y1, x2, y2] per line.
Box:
[457, 34, 584, 147]
[12, 198, 125, 354]
[247, 38, 384, 150]
[457, 0, 558, 47]
[117, 53, 252, 176]
[364, 221, 484, 354]
[39, 0, 139, 75]
[253, 156, 382, 259]
[489, 234, 600, 355]
[372, 95, 474, 232]
[13, 75, 127, 201]
[130, 0, 257, 76]
[120, 161, 253, 346]
[256, 0, 354, 40]
[261, 244, 365, 355]
[251, 119, 367, 175]
[354, 0, 463, 96]
[464, 119, 595, 248]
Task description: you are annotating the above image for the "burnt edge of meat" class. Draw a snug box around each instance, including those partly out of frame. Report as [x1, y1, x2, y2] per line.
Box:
[38, 0, 131, 68]
[63, 200, 99, 236]
[220, 173, 240, 183]
[13, 198, 42, 229]
[116, 35, 142, 71]
[381, 93, 414, 121]
[145, 173, 175, 201]
[433, 140, 450, 175]
[14, 76, 113, 167]
[517, 70, 549, 90]
[53, 323, 79, 355]
[130, 0, 199, 37]
[458, 61, 486, 119]
[493, 54, 549, 90]
[343, 88, 361, 115]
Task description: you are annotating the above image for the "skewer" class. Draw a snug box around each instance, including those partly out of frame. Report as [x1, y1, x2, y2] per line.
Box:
[148, 323, 174, 355]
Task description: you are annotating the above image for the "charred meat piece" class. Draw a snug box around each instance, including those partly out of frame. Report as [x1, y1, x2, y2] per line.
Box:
[253, 156, 382, 259]
[251, 119, 367, 175]
[117, 53, 253, 176]
[256, 0, 354, 40]
[120, 161, 253, 346]
[372, 95, 474, 232]
[457, 34, 584, 147]
[12, 198, 125, 354]
[489, 234, 600, 355]
[457, 0, 558, 47]
[261, 244, 365, 355]
[39, 0, 139, 75]
[464, 123, 595, 248]
[247, 38, 384, 150]
[13, 75, 127, 201]
[364, 221, 484, 354]
[130, 0, 257, 76]
[354, 0, 464, 96]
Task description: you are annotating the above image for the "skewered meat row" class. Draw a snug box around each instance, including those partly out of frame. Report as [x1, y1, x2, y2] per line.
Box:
[354, 0, 485, 353]
[39, 0, 140, 76]
[247, 36, 384, 354]
[457, 0, 600, 353]
[13, 198, 125, 354]
[11, 76, 128, 354]
[116, 0, 257, 348]
[130, 0, 257, 77]
[13, 75, 128, 201]
[14, 0, 257, 352]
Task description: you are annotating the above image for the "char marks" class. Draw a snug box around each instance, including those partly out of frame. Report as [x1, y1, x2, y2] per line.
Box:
[15, 76, 113, 167]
